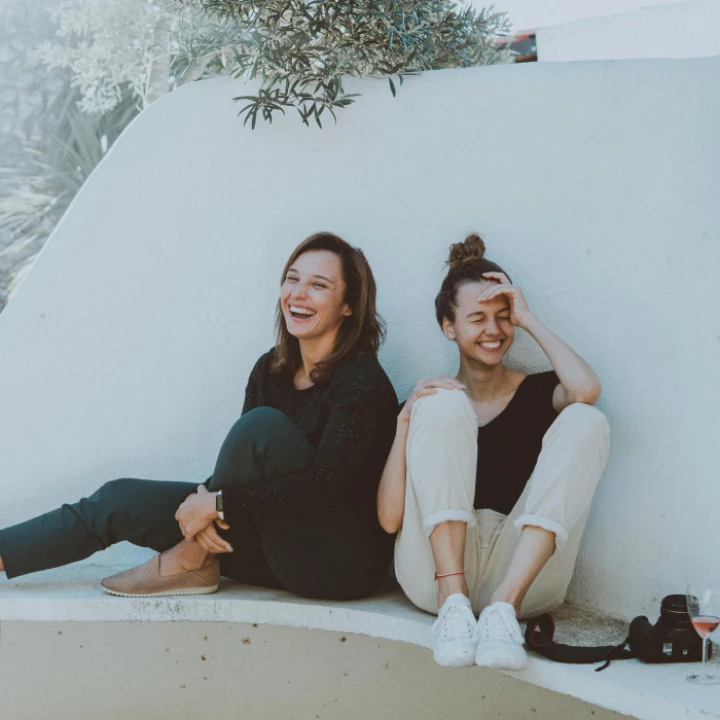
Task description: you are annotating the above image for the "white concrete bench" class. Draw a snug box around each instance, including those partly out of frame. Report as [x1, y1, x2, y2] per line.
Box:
[1, 565, 717, 720]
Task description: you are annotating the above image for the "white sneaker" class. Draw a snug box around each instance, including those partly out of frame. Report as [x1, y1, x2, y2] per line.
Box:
[432, 594, 478, 668]
[474, 601, 527, 670]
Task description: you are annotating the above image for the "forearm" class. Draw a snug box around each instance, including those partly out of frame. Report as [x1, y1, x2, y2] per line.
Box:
[377, 418, 409, 534]
[521, 314, 601, 403]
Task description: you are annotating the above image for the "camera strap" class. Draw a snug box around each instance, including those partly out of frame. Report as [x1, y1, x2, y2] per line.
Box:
[525, 614, 635, 671]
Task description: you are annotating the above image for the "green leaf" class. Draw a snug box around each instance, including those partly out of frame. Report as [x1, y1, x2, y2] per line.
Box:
[195, 0, 510, 128]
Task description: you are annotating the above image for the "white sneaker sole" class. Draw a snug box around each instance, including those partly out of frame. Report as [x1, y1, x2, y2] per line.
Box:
[434, 652, 476, 668]
[474, 650, 527, 671]
[101, 584, 219, 598]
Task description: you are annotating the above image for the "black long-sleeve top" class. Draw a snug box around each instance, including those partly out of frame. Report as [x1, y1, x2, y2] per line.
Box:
[221, 350, 399, 524]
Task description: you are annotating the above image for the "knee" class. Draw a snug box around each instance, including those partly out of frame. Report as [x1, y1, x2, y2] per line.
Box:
[95, 478, 138, 506]
[557, 403, 610, 440]
[214, 407, 304, 478]
[84, 478, 141, 537]
[414, 387, 468, 416]
[220, 408, 294, 453]
[411, 388, 474, 429]
[230, 407, 292, 438]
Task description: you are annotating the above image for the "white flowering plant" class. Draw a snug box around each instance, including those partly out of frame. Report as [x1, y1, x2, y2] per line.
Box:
[38, 0, 184, 113]
[37, 0, 244, 114]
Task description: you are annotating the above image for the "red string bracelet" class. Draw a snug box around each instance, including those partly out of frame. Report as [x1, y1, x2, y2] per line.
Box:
[434, 571, 465, 581]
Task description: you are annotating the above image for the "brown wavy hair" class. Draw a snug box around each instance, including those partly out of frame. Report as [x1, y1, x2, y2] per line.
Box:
[270, 232, 385, 383]
[435, 233, 512, 327]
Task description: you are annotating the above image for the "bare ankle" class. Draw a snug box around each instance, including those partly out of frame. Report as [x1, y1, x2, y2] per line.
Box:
[200, 553, 217, 568]
[490, 589, 521, 615]
[437, 576, 470, 610]
[161, 540, 212, 573]
[178, 546, 211, 572]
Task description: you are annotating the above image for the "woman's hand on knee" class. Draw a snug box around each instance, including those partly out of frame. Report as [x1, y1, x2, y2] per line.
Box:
[399, 376, 466, 424]
[175, 484, 223, 541]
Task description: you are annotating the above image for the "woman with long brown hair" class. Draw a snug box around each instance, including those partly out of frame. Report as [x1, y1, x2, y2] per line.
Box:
[377, 233, 610, 669]
[0, 232, 398, 600]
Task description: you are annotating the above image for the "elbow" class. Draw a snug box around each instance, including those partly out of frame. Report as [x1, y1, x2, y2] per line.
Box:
[575, 381, 602, 406]
[379, 517, 402, 535]
[377, 505, 403, 535]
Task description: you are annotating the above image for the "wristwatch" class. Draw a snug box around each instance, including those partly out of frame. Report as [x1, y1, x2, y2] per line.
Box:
[215, 490, 225, 521]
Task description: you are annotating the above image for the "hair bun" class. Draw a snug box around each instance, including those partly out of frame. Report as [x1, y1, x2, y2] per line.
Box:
[447, 233, 486, 269]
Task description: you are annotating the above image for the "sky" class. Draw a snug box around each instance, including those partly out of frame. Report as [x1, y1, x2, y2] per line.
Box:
[473, 0, 682, 31]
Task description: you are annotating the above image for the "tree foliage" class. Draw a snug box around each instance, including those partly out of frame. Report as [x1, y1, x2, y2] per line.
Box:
[38, 0, 246, 114]
[189, 0, 511, 127]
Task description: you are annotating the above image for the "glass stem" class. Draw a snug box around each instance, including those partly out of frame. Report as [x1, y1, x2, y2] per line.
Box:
[702, 637, 709, 669]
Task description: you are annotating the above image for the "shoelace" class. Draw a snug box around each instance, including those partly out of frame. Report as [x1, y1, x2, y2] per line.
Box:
[474, 606, 522, 644]
[433, 602, 476, 639]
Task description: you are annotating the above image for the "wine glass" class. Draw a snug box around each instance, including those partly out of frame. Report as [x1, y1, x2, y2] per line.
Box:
[686, 584, 720, 684]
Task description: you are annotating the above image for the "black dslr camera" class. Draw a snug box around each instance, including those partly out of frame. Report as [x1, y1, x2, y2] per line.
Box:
[629, 594, 710, 663]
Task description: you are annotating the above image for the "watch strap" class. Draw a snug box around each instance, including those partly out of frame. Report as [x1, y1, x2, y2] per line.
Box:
[215, 489, 225, 521]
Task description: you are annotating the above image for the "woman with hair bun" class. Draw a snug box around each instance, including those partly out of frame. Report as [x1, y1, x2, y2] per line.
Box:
[377, 233, 609, 669]
[0, 232, 397, 601]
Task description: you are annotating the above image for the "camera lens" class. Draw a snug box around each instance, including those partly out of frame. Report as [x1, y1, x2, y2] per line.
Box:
[659, 594, 692, 629]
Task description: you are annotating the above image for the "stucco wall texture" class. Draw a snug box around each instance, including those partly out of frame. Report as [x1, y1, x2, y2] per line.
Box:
[0, 58, 718, 621]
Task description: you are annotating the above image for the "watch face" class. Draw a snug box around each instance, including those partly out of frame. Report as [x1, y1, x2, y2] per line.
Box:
[216, 493, 223, 512]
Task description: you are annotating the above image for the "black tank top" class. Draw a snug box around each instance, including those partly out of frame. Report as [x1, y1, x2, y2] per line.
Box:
[474, 371, 559, 515]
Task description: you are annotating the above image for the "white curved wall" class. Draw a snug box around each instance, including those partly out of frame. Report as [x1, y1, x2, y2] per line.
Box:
[538, 0, 720, 61]
[477, 0, 678, 32]
[1, 58, 719, 620]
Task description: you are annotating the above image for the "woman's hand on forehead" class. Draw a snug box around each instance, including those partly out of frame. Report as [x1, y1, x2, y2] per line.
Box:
[481, 271, 511, 286]
[476, 272, 532, 327]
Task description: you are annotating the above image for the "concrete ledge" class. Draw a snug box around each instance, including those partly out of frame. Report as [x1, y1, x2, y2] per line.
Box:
[1, 565, 718, 720]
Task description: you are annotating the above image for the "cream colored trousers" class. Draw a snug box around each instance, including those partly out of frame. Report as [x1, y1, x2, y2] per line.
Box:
[394, 388, 610, 619]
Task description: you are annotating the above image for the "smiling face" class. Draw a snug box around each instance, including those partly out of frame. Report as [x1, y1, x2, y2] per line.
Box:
[442, 280, 514, 366]
[280, 249, 352, 342]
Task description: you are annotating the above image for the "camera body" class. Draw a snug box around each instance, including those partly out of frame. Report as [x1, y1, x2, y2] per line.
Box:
[629, 594, 711, 663]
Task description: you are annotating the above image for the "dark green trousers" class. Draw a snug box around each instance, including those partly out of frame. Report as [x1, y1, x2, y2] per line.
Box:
[0, 408, 392, 600]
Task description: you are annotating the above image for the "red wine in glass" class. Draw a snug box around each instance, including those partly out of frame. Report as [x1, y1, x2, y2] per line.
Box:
[691, 616, 720, 639]
[687, 585, 720, 685]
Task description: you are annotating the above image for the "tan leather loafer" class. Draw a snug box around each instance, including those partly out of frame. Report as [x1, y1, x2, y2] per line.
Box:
[101, 555, 220, 598]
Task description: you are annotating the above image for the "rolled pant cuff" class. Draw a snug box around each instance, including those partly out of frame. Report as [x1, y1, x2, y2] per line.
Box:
[513, 514, 569, 552]
[422, 509, 477, 538]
